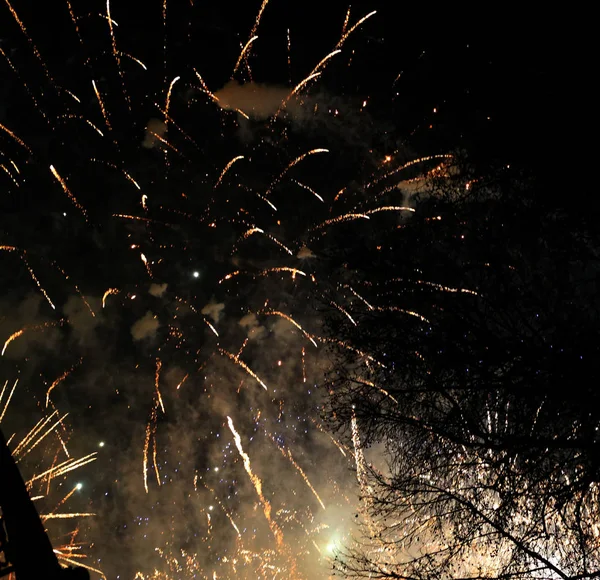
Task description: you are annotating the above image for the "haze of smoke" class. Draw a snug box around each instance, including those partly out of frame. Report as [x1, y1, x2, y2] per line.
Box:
[131, 311, 160, 341]
[214, 81, 302, 120]
[142, 118, 167, 149]
[239, 312, 267, 339]
[148, 283, 168, 298]
[201, 301, 225, 324]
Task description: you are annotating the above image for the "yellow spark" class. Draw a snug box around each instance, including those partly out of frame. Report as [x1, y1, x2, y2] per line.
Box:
[219, 349, 268, 390]
[147, 131, 182, 155]
[292, 180, 324, 202]
[13, 412, 57, 457]
[120, 51, 147, 69]
[346, 286, 374, 310]
[308, 49, 341, 78]
[272, 438, 325, 509]
[266, 148, 328, 196]
[239, 228, 293, 255]
[366, 154, 453, 189]
[155, 358, 165, 414]
[354, 377, 399, 405]
[0, 378, 18, 421]
[276, 72, 321, 116]
[92, 79, 111, 130]
[1, 330, 23, 356]
[21, 254, 56, 310]
[233, 36, 259, 75]
[141, 252, 153, 278]
[102, 288, 120, 308]
[0, 122, 32, 153]
[312, 213, 370, 231]
[106, 0, 130, 109]
[342, 6, 351, 34]
[375, 306, 430, 324]
[215, 155, 245, 188]
[46, 362, 81, 408]
[194, 70, 219, 103]
[365, 205, 416, 216]
[227, 416, 285, 548]
[2, 320, 64, 356]
[176, 374, 189, 390]
[16, 413, 68, 462]
[27, 453, 97, 484]
[42, 512, 95, 520]
[53, 556, 105, 579]
[1, 164, 20, 187]
[335, 11, 377, 50]
[50, 165, 88, 219]
[416, 279, 479, 296]
[219, 267, 306, 284]
[203, 318, 219, 337]
[165, 76, 181, 122]
[287, 28, 291, 82]
[260, 310, 318, 347]
[4, 0, 54, 84]
[143, 420, 151, 494]
[329, 300, 357, 326]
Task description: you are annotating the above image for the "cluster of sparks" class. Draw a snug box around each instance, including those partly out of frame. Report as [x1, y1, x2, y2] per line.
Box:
[0, 378, 101, 577]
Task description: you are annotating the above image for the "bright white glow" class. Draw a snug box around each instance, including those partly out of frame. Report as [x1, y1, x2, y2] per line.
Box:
[193, 271, 200, 278]
[76, 482, 83, 490]
[99, 441, 105, 448]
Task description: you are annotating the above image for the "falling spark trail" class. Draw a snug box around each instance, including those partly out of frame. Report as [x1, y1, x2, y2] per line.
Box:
[0, 379, 18, 421]
[92, 79, 112, 131]
[164, 76, 180, 122]
[215, 155, 245, 188]
[4, 0, 54, 84]
[1, 330, 23, 357]
[50, 165, 88, 219]
[292, 180, 324, 202]
[227, 416, 286, 549]
[2, 320, 64, 357]
[265, 149, 329, 196]
[260, 310, 318, 347]
[16, 413, 68, 462]
[22, 254, 56, 310]
[272, 438, 326, 509]
[155, 359, 165, 414]
[27, 453, 98, 484]
[233, 36, 259, 75]
[106, 0, 131, 110]
[311, 213, 370, 231]
[0, 122, 32, 152]
[102, 288, 120, 308]
[366, 154, 453, 188]
[46, 362, 81, 408]
[13, 411, 57, 457]
[219, 349, 268, 390]
[335, 11, 377, 50]
[219, 267, 306, 284]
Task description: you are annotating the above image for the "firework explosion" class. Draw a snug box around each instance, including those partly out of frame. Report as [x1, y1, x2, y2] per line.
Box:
[0, 1, 447, 577]
[0, 378, 100, 576]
